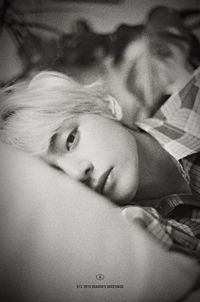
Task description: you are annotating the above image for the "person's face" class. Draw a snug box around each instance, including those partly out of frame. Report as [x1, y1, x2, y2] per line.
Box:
[46, 114, 139, 205]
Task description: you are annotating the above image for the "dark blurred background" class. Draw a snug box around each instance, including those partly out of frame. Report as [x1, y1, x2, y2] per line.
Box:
[0, 0, 200, 85]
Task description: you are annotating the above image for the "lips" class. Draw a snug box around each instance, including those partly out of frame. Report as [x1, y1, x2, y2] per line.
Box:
[95, 168, 113, 194]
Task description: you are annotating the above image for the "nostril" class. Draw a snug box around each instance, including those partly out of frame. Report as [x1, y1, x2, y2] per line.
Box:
[78, 161, 94, 181]
[85, 167, 92, 175]
[82, 161, 94, 175]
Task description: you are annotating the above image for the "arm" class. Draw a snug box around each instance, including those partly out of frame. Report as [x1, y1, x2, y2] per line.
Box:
[0, 142, 199, 302]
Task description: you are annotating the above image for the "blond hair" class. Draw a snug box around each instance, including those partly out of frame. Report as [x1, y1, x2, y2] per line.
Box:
[0, 71, 121, 156]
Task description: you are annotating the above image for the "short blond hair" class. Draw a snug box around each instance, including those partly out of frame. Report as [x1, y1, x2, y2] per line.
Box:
[0, 71, 120, 156]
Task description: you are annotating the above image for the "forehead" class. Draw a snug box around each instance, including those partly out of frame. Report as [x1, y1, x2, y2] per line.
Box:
[61, 113, 118, 129]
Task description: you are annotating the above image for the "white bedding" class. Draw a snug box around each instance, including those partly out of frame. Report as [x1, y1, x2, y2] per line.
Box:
[0, 142, 199, 302]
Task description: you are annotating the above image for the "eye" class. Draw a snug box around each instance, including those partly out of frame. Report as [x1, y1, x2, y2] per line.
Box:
[66, 128, 79, 151]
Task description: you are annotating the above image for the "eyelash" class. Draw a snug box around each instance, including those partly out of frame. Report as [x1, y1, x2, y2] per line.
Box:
[66, 128, 79, 151]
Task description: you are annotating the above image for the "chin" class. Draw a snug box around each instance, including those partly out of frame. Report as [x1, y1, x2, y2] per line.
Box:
[110, 189, 137, 206]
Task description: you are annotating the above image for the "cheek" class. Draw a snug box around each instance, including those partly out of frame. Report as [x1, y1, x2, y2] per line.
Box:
[122, 140, 139, 196]
[108, 134, 139, 202]
[112, 159, 139, 205]
[77, 133, 110, 166]
[80, 126, 115, 158]
[117, 131, 138, 164]
[80, 116, 137, 166]
[125, 146, 139, 183]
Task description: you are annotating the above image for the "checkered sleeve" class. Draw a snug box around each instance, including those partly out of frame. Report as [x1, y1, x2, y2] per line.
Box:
[132, 67, 200, 260]
[136, 66, 200, 161]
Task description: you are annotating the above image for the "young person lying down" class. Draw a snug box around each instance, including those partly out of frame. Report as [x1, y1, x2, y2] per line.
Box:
[1, 67, 200, 259]
[0, 68, 200, 301]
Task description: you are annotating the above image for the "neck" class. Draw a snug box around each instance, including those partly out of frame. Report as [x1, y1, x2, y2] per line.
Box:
[133, 130, 190, 201]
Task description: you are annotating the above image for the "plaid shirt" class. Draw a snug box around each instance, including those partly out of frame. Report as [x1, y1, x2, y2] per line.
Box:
[128, 66, 200, 260]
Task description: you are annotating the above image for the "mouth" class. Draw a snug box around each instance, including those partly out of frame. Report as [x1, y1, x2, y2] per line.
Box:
[95, 167, 113, 195]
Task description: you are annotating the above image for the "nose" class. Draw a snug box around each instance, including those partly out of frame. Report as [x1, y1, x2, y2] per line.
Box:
[76, 160, 94, 182]
[61, 159, 94, 182]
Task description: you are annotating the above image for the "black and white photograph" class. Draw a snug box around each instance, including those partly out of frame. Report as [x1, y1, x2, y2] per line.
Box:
[0, 0, 200, 301]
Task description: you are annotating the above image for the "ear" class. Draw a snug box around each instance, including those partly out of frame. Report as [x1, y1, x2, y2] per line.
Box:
[104, 95, 123, 121]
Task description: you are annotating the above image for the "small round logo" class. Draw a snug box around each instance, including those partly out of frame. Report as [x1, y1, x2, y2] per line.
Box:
[96, 274, 105, 281]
